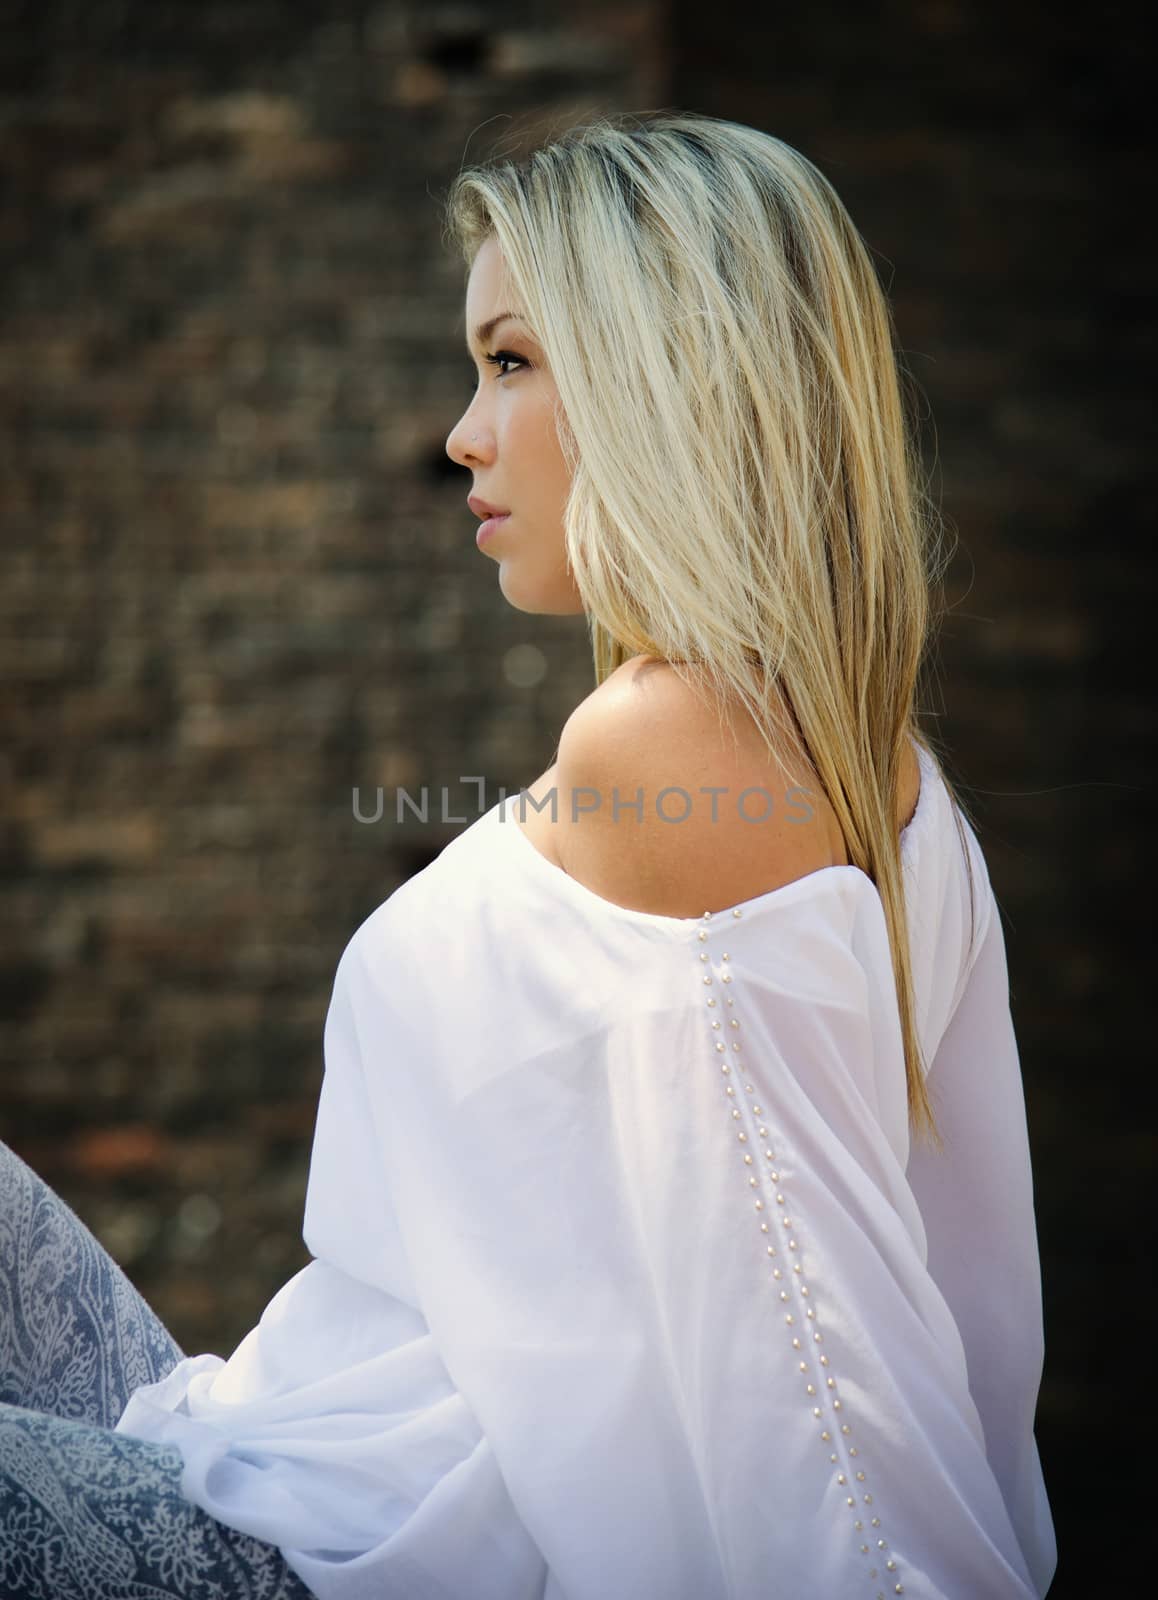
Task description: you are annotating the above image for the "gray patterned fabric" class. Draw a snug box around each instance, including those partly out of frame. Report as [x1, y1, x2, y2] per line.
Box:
[0, 1138, 317, 1599]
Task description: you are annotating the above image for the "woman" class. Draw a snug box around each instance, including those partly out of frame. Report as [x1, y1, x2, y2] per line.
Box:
[1, 111, 1057, 1598]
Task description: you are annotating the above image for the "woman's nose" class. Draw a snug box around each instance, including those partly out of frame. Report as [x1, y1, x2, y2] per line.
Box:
[446, 412, 492, 466]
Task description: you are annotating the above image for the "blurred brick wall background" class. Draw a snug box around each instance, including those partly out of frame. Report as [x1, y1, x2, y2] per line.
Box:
[1, 0, 1150, 1590]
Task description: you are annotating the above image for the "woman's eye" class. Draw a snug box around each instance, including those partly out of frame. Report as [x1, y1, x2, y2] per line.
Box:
[468, 350, 526, 391]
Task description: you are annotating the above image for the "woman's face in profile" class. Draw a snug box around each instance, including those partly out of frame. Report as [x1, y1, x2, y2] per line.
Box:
[446, 235, 584, 616]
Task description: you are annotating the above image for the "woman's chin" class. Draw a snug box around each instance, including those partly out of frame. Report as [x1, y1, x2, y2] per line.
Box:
[496, 564, 533, 613]
[497, 569, 585, 617]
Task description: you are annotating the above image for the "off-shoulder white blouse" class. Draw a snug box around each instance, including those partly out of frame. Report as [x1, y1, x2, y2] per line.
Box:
[115, 742, 1057, 1599]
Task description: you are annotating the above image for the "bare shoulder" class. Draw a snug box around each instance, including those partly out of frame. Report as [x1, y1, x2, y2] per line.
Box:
[542, 656, 848, 919]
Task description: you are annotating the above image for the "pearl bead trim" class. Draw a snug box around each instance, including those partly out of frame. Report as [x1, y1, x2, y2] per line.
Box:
[698, 907, 903, 1598]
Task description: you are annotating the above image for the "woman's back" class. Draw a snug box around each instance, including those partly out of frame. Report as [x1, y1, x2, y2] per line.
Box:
[517, 653, 923, 919]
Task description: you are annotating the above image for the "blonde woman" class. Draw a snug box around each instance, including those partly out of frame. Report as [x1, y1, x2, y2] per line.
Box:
[2, 111, 1057, 1598]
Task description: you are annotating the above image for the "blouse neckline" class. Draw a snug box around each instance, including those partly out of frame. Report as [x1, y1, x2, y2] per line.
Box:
[488, 743, 937, 937]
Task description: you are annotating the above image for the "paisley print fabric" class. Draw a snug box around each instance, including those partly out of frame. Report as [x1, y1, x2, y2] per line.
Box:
[0, 1138, 316, 1599]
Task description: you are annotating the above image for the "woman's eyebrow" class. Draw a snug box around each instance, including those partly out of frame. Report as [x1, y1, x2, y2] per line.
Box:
[468, 312, 523, 350]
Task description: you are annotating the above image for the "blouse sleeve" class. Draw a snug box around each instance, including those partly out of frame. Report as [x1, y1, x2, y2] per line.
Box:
[113, 936, 549, 1600]
[904, 892, 1057, 1597]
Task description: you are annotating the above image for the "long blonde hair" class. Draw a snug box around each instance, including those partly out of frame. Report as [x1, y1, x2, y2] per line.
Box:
[442, 109, 979, 1152]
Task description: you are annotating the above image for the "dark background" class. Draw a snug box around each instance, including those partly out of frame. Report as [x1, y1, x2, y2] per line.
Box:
[1, 1, 1152, 1591]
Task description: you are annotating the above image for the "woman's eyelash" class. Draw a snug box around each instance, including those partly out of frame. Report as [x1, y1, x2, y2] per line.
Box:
[469, 350, 527, 390]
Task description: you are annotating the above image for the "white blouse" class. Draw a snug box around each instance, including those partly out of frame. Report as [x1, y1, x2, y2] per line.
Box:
[115, 742, 1057, 1599]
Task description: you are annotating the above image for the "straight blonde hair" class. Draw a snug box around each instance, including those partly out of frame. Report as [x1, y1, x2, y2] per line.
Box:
[443, 110, 979, 1152]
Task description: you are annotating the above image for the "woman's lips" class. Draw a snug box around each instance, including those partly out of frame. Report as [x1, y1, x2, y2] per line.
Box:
[476, 512, 511, 547]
